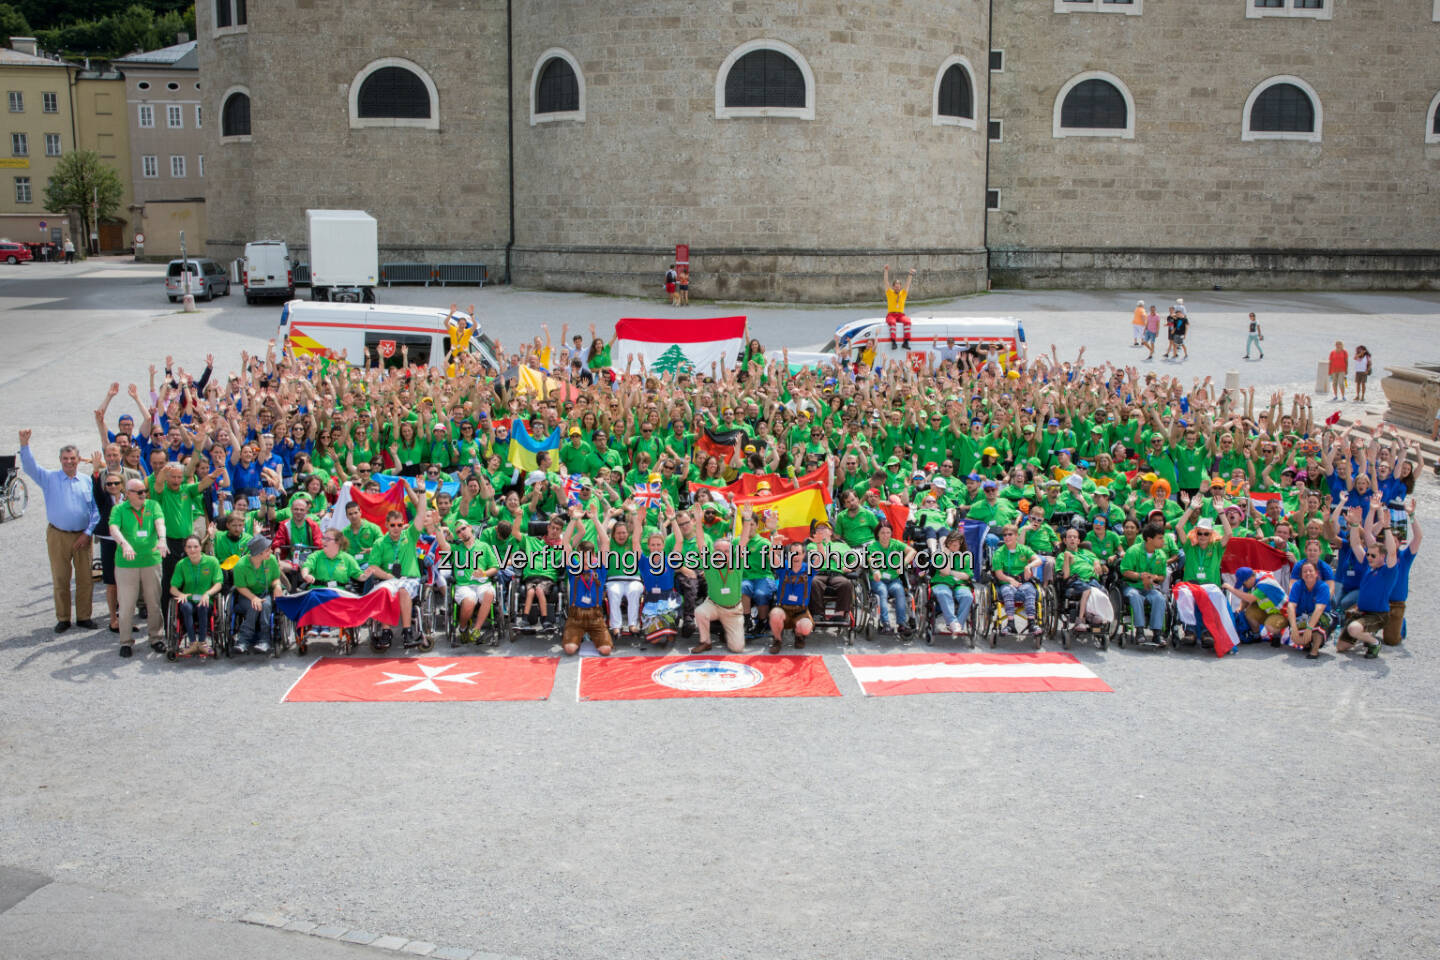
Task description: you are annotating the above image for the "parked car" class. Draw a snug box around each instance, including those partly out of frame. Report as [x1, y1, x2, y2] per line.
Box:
[0, 241, 34, 264]
[165, 258, 231, 302]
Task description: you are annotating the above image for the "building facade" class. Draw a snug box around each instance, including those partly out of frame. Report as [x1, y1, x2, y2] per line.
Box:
[0, 41, 74, 249]
[72, 67, 134, 253]
[115, 41, 207, 257]
[198, 0, 1440, 299]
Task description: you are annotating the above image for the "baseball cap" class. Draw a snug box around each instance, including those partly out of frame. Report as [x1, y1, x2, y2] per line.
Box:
[1023, 424, 1035, 433]
[932, 477, 948, 490]
[525, 470, 546, 486]
[647, 472, 662, 483]
[1066, 474, 1084, 490]
[1234, 566, 1255, 586]
[1047, 418, 1060, 427]
[1209, 477, 1225, 489]
[886, 456, 901, 467]
[756, 480, 772, 491]
[981, 480, 999, 490]
[568, 426, 582, 436]
[966, 473, 982, 483]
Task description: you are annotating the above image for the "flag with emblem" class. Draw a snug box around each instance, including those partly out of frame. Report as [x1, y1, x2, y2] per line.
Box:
[578, 655, 840, 701]
[613, 316, 746, 375]
[283, 656, 560, 702]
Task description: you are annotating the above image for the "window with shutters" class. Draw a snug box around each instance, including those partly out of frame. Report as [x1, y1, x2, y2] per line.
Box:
[715, 40, 814, 120]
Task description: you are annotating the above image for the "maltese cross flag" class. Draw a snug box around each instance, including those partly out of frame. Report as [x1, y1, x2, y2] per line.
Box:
[283, 656, 559, 702]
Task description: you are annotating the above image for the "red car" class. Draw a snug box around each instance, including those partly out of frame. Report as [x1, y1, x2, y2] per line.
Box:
[0, 241, 33, 264]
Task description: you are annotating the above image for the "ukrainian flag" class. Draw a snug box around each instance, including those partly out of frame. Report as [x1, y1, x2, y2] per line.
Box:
[507, 420, 562, 474]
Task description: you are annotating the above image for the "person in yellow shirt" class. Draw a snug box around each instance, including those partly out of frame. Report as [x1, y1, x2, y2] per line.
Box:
[1131, 300, 1146, 347]
[882, 264, 916, 350]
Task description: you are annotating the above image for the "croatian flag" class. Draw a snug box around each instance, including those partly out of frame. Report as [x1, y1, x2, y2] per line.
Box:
[612, 316, 747, 376]
[1172, 582, 1242, 658]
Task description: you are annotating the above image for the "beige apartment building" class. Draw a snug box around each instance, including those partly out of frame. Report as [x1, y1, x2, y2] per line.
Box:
[0, 40, 74, 252]
[71, 66, 134, 253]
[115, 40, 206, 258]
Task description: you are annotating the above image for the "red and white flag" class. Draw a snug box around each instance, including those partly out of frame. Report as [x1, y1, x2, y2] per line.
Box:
[1172, 582, 1241, 658]
[844, 652, 1112, 696]
[612, 316, 746, 376]
[283, 656, 559, 702]
[579, 655, 840, 701]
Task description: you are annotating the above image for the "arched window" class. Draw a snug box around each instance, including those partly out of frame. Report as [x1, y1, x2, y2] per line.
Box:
[220, 88, 250, 140]
[932, 56, 977, 129]
[1426, 90, 1440, 145]
[715, 40, 814, 120]
[1242, 76, 1322, 142]
[529, 48, 585, 125]
[348, 58, 440, 130]
[1052, 72, 1135, 139]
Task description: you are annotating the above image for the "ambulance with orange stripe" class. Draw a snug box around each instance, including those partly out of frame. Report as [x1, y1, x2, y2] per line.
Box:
[278, 301, 499, 371]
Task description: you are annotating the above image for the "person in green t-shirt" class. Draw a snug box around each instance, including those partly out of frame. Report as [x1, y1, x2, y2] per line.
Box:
[929, 528, 975, 636]
[212, 511, 251, 567]
[301, 529, 363, 587]
[361, 478, 428, 649]
[110, 477, 168, 657]
[340, 500, 384, 565]
[1119, 525, 1171, 639]
[690, 502, 745, 654]
[991, 524, 1041, 634]
[869, 520, 917, 635]
[169, 535, 223, 656]
[834, 489, 881, 548]
[1057, 527, 1106, 631]
[442, 520, 500, 641]
[232, 535, 283, 654]
[1175, 500, 1233, 645]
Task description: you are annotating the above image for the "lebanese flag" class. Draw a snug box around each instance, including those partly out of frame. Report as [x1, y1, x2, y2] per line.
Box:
[730, 484, 828, 543]
[613, 316, 746, 376]
[1172, 582, 1242, 658]
[283, 656, 560, 703]
[1222, 536, 1291, 577]
[324, 481, 408, 531]
[578, 655, 840, 701]
[845, 652, 1112, 696]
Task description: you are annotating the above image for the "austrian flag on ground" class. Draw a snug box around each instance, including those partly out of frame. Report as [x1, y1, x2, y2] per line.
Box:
[612, 316, 746, 375]
[844, 652, 1113, 696]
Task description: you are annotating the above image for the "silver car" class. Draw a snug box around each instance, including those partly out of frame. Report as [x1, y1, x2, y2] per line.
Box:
[165, 258, 232, 302]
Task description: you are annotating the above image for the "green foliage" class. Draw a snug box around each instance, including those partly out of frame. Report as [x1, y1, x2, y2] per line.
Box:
[43, 151, 125, 244]
[30, 3, 195, 59]
[0, 4, 31, 44]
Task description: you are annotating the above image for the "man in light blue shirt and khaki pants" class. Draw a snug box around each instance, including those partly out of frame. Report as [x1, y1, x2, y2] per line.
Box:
[20, 430, 101, 633]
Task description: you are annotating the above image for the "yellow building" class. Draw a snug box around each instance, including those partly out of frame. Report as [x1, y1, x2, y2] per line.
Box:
[73, 67, 134, 253]
[0, 39, 74, 250]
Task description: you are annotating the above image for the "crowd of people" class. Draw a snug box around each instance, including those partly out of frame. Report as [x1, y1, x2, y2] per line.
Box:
[18, 300, 1424, 664]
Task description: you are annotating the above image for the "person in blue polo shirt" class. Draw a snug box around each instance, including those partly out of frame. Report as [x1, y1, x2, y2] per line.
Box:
[560, 501, 612, 656]
[1284, 560, 1330, 658]
[768, 541, 815, 654]
[1383, 502, 1420, 647]
[1340, 502, 1399, 660]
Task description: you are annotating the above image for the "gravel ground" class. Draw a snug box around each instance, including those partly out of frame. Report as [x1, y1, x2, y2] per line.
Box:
[2, 261, 1439, 959]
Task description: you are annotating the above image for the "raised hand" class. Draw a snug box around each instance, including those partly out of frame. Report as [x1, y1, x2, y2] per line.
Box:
[18, 429, 31, 446]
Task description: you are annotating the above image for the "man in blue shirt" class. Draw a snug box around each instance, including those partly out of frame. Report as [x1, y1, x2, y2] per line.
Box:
[1341, 508, 1400, 660]
[768, 542, 815, 654]
[20, 430, 101, 632]
[1383, 505, 1420, 647]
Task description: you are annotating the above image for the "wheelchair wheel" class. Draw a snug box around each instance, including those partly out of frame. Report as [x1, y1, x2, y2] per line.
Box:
[165, 599, 181, 661]
[1039, 584, 1058, 649]
[3, 474, 28, 520]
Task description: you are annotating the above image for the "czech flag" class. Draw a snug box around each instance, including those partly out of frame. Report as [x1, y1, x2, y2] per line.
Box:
[613, 316, 746, 376]
[507, 420, 562, 474]
[731, 484, 828, 543]
[275, 587, 403, 629]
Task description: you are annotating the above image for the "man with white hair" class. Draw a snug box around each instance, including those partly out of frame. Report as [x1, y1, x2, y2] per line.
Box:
[19, 430, 101, 633]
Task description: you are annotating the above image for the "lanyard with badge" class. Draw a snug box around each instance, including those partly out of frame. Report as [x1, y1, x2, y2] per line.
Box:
[128, 501, 149, 540]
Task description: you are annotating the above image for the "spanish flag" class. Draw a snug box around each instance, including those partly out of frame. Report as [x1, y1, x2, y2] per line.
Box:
[731, 484, 828, 544]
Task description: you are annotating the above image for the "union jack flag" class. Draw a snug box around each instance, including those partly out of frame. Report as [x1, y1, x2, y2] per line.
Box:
[562, 474, 586, 506]
[632, 481, 665, 511]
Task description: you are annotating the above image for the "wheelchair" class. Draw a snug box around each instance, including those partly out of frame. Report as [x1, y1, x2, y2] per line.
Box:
[220, 588, 287, 657]
[1052, 573, 1119, 651]
[444, 575, 511, 646]
[506, 574, 567, 644]
[807, 571, 866, 645]
[164, 594, 226, 662]
[1113, 565, 1183, 650]
[0, 453, 28, 522]
[865, 567, 924, 643]
[977, 568, 1056, 650]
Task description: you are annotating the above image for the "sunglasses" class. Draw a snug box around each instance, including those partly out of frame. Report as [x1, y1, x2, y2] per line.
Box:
[388, 522, 404, 528]
[128, 489, 147, 496]
[105, 480, 122, 487]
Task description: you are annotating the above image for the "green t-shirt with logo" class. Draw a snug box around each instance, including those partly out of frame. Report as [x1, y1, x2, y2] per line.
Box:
[110, 500, 162, 568]
[303, 550, 362, 585]
[232, 554, 281, 596]
[368, 525, 422, 578]
[170, 554, 222, 595]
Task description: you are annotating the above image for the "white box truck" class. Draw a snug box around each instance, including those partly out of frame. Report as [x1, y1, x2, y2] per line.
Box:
[241, 240, 294, 304]
[306, 209, 378, 303]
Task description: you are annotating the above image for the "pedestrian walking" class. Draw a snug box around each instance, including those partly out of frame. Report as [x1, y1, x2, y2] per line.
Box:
[63, 238, 76, 263]
[1354, 345, 1371, 402]
[1131, 300, 1146, 347]
[677, 264, 690, 305]
[1328, 340, 1348, 400]
[1171, 306, 1189, 361]
[1163, 307, 1177, 359]
[664, 263, 679, 306]
[19, 430, 101, 633]
[1143, 305, 1160, 359]
[1244, 312, 1264, 360]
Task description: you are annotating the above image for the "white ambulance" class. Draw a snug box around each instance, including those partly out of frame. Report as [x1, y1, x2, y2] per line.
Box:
[277, 301, 499, 371]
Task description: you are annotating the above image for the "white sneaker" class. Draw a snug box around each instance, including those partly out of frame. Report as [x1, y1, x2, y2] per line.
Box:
[253, 642, 271, 654]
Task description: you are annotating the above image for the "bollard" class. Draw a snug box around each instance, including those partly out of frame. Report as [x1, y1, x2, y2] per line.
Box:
[1315, 361, 1328, 395]
[182, 293, 197, 313]
[1224, 370, 1240, 395]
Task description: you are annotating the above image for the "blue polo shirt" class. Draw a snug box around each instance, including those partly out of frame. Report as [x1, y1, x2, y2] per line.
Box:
[1288, 579, 1329, 619]
[568, 569, 607, 609]
[1388, 546, 1417, 603]
[1356, 561, 1399, 613]
[640, 553, 676, 599]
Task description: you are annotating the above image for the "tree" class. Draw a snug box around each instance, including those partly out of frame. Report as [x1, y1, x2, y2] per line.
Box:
[651, 344, 695, 376]
[43, 150, 124, 253]
[0, 4, 30, 44]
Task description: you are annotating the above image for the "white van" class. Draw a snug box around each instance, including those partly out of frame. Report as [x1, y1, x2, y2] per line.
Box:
[825, 316, 1027, 357]
[242, 241, 294, 304]
[277, 301, 498, 371]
